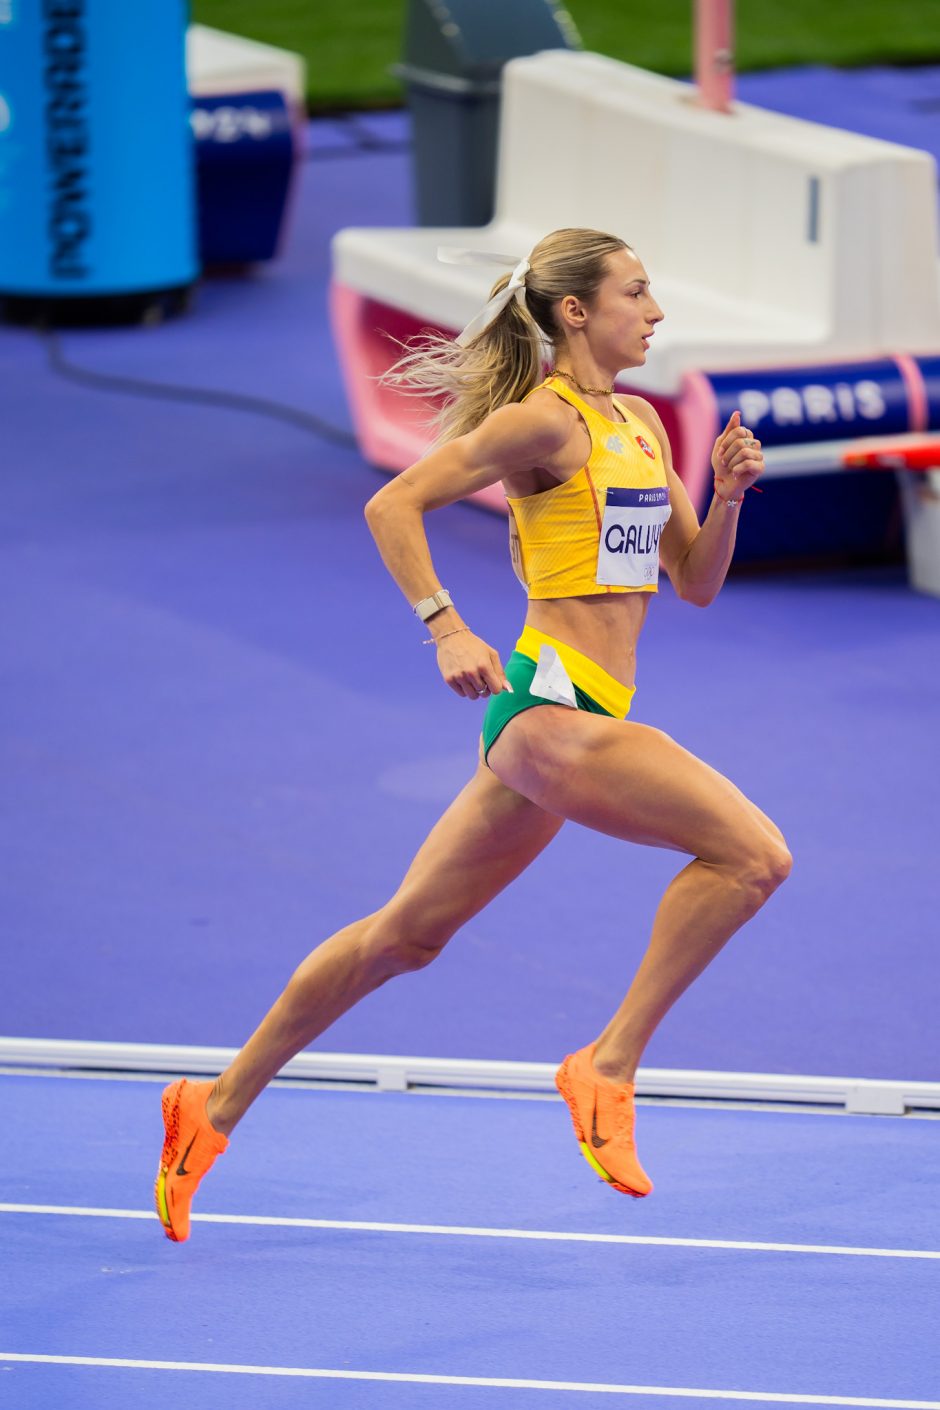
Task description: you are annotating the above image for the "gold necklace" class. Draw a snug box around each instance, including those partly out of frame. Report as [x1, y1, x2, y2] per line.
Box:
[552, 368, 615, 397]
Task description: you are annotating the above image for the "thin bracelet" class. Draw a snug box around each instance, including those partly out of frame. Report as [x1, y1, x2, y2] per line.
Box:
[423, 626, 470, 646]
[714, 479, 743, 508]
[714, 476, 764, 504]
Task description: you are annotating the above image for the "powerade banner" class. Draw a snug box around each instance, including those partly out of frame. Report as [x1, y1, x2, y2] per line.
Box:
[704, 361, 911, 448]
[0, 0, 197, 296]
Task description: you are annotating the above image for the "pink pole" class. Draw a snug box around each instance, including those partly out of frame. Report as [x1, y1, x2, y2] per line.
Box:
[695, 0, 735, 112]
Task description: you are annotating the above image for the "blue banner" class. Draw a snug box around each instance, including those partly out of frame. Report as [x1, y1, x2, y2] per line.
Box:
[914, 358, 940, 431]
[703, 361, 911, 447]
[193, 90, 294, 265]
[0, 0, 196, 296]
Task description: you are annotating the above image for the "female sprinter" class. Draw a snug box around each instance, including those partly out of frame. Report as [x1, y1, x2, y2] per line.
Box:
[155, 228, 792, 1241]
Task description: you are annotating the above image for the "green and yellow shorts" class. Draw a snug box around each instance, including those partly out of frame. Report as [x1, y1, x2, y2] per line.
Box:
[481, 624, 635, 769]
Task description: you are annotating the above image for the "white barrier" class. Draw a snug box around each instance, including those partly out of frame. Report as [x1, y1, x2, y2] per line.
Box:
[331, 50, 940, 518]
[187, 24, 306, 107]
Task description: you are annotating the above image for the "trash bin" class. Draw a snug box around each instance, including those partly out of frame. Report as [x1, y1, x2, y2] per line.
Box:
[393, 0, 579, 227]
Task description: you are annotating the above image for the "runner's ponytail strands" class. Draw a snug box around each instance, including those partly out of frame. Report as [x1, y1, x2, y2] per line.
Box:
[437, 247, 535, 346]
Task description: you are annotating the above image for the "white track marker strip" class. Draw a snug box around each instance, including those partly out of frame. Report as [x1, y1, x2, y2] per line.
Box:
[2, 1203, 938, 1261]
[5, 1036, 940, 1114]
[0, 1353, 937, 1406]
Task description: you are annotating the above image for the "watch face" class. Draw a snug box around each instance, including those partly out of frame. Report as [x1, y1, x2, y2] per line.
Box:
[415, 591, 450, 620]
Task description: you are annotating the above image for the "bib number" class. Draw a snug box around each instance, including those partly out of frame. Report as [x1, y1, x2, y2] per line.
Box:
[596, 487, 671, 587]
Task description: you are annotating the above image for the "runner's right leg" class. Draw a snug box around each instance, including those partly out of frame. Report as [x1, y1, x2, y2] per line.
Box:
[487, 704, 792, 1200]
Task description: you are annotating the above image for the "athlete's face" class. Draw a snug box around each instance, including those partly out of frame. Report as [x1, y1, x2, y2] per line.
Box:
[583, 248, 664, 369]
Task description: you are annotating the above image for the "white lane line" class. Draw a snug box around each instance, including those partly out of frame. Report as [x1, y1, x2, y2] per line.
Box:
[0, 1353, 937, 1405]
[2, 1203, 938, 1261]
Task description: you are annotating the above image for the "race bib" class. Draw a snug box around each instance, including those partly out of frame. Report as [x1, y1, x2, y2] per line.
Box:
[596, 486, 672, 587]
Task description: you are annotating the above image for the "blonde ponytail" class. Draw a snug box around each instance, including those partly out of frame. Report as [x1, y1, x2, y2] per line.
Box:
[381, 228, 629, 447]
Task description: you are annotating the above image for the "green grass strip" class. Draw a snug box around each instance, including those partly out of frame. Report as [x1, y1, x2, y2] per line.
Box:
[191, 0, 940, 111]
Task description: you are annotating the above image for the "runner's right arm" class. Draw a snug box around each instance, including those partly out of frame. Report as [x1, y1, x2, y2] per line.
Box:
[363, 401, 569, 698]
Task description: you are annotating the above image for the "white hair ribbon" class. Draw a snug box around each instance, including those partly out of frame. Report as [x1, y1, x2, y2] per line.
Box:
[437, 246, 534, 347]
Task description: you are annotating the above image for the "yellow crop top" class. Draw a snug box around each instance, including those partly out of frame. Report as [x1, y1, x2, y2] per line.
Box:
[505, 376, 672, 600]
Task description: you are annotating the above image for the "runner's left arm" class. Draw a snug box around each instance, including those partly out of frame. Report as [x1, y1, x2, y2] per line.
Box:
[630, 400, 762, 607]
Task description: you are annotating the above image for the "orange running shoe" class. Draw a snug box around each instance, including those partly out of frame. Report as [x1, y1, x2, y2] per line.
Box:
[555, 1042, 653, 1197]
[155, 1078, 229, 1242]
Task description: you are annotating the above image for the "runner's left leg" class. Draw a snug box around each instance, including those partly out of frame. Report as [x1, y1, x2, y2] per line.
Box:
[207, 759, 564, 1134]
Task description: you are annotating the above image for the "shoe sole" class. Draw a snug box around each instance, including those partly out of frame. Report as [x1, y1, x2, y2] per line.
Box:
[154, 1083, 183, 1241]
[555, 1057, 648, 1199]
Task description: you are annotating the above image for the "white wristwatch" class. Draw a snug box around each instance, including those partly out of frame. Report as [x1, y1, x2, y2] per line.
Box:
[413, 588, 453, 622]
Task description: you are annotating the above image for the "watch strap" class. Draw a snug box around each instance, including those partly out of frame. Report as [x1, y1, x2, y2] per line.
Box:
[413, 589, 453, 622]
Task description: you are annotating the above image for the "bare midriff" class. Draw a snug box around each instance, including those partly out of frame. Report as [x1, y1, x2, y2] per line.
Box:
[525, 590, 651, 693]
[502, 386, 658, 692]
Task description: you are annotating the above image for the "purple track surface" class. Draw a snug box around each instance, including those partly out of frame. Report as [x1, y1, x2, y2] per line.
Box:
[1, 1074, 939, 1408]
[2, 72, 939, 1079]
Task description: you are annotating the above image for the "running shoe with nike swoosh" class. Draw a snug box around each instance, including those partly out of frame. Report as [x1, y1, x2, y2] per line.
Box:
[555, 1042, 653, 1197]
[155, 1078, 228, 1242]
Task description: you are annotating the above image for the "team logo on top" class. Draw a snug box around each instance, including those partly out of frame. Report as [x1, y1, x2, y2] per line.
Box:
[605, 434, 625, 454]
[635, 435, 656, 460]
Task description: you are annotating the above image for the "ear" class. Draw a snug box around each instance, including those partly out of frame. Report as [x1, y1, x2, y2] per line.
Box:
[558, 294, 587, 330]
